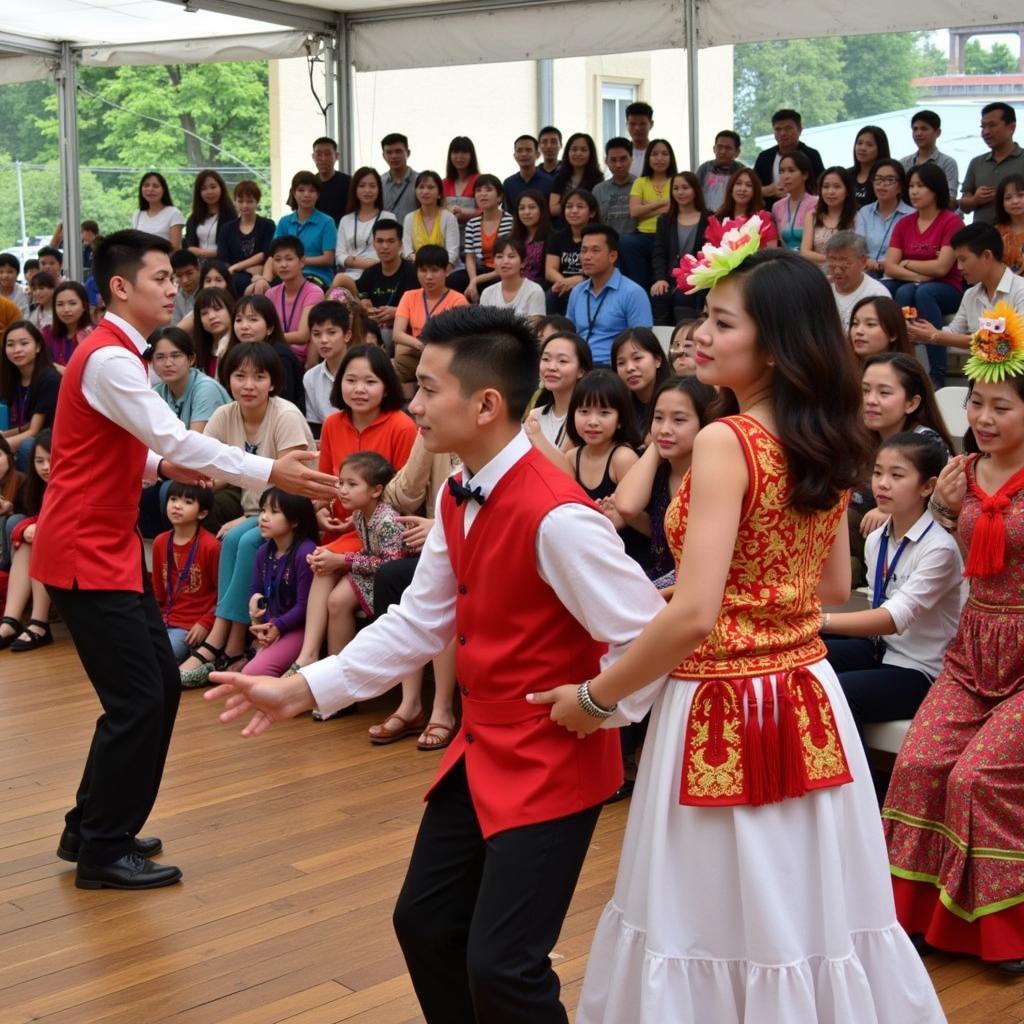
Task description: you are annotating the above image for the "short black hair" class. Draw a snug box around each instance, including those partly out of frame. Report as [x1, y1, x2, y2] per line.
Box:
[625, 101, 654, 120]
[474, 173, 504, 196]
[414, 244, 450, 270]
[92, 229, 172, 303]
[581, 223, 619, 253]
[341, 450, 395, 488]
[0, 253, 19, 272]
[951, 222, 1004, 261]
[514, 134, 539, 148]
[269, 235, 304, 259]
[257, 486, 319, 546]
[772, 109, 802, 126]
[982, 102, 1016, 126]
[308, 300, 351, 331]
[313, 136, 338, 150]
[536, 314, 576, 335]
[373, 219, 403, 239]
[877, 430, 947, 483]
[330, 343, 405, 413]
[166, 479, 214, 514]
[715, 129, 741, 148]
[908, 161, 951, 211]
[381, 132, 409, 149]
[566, 369, 641, 449]
[493, 234, 526, 261]
[37, 246, 63, 264]
[221, 340, 283, 396]
[604, 136, 632, 155]
[24, 259, 39, 272]
[911, 109, 941, 131]
[30, 271, 55, 289]
[420, 306, 539, 421]
[538, 125, 562, 141]
[170, 249, 200, 271]
[146, 325, 196, 361]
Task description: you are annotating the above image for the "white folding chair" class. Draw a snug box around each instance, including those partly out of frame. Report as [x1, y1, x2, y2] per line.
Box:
[934, 386, 969, 453]
[652, 324, 674, 356]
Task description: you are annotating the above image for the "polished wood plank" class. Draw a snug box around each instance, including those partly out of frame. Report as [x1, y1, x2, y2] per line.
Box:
[1, 629, 1020, 1022]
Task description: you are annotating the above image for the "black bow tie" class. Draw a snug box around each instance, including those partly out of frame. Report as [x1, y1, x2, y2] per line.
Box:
[448, 477, 486, 507]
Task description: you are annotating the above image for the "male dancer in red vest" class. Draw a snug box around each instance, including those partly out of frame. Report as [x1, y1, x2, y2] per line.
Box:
[31, 230, 338, 891]
[207, 306, 666, 1022]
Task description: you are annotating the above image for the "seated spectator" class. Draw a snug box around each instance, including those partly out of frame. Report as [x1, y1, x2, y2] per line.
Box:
[566, 224, 654, 366]
[899, 109, 959, 207]
[995, 173, 1024, 274]
[753, 109, 825, 200]
[549, 133, 604, 221]
[392, 245, 469, 388]
[258, 171, 337, 291]
[626, 101, 655, 177]
[826, 233, 891, 329]
[511, 189, 554, 285]
[192, 286, 234, 377]
[712, 168, 779, 248]
[200, 261, 232, 292]
[43, 281, 94, 370]
[479, 236, 545, 319]
[0, 255, 28, 316]
[185, 169, 237, 262]
[801, 166, 857, 267]
[855, 160, 914, 279]
[303, 300, 353, 436]
[0, 435, 22, 571]
[544, 188, 599, 314]
[442, 136, 481, 228]
[312, 136, 351, 225]
[265, 236, 323, 365]
[380, 133, 419, 223]
[960, 102, 1024, 225]
[22, 260, 39, 289]
[131, 172, 185, 249]
[884, 163, 964, 387]
[218, 179, 275, 297]
[849, 126, 890, 207]
[170, 250, 201, 325]
[401, 171, 460, 270]
[535, 314, 576, 344]
[593, 137, 637, 238]
[225, 296, 305, 414]
[772, 151, 817, 251]
[151, 482, 220, 663]
[668, 318, 700, 377]
[526, 330, 592, 448]
[611, 326, 669, 435]
[462, 175, 514, 302]
[27, 273, 55, 332]
[624, 139, 678, 289]
[539, 125, 563, 177]
[696, 130, 744, 213]
[357, 221, 418, 347]
[848, 296, 914, 362]
[0, 321, 59, 471]
[651, 172, 710, 325]
[503, 135, 554, 210]
[907, 223, 1024, 352]
[333, 167, 398, 292]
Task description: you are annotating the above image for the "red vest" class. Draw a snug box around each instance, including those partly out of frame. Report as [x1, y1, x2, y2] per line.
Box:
[32, 321, 150, 592]
[430, 447, 622, 837]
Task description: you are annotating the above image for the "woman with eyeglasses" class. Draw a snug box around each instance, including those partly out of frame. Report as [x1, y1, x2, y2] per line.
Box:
[854, 160, 913, 279]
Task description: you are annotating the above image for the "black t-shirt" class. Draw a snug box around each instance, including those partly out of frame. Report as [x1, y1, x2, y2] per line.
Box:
[271, 341, 306, 416]
[358, 261, 419, 308]
[12, 365, 60, 430]
[316, 172, 352, 225]
[545, 229, 583, 278]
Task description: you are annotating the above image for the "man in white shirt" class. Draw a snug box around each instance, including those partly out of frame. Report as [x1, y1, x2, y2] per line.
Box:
[825, 232, 890, 330]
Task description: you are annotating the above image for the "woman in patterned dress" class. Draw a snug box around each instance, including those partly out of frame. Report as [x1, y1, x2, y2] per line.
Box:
[531, 245, 946, 1022]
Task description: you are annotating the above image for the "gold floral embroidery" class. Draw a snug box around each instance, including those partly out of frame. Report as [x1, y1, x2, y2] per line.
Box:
[791, 674, 850, 783]
[681, 683, 746, 803]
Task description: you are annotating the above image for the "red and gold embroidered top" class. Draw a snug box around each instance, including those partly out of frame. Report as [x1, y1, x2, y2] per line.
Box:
[665, 414, 846, 680]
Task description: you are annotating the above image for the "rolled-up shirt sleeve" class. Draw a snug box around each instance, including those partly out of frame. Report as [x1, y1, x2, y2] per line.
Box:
[881, 543, 963, 635]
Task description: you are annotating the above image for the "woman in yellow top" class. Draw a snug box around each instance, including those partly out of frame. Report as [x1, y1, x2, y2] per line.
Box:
[401, 171, 461, 271]
[622, 139, 678, 291]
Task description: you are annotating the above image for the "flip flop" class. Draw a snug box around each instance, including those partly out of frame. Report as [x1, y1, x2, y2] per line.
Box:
[416, 722, 456, 751]
[368, 713, 427, 745]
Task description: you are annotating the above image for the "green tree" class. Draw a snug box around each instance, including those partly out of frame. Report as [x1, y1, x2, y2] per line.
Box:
[0, 80, 55, 163]
[963, 39, 1018, 75]
[841, 34, 922, 120]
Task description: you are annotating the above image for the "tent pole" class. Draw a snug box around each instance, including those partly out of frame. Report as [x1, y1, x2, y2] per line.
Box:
[685, 0, 699, 172]
[55, 41, 82, 282]
[322, 38, 338, 141]
[336, 15, 354, 171]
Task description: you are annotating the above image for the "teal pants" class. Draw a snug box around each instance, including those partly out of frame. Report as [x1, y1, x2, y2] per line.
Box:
[215, 517, 263, 624]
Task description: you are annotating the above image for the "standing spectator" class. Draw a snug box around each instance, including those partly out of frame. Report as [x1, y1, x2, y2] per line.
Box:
[696, 130, 744, 213]
[995, 174, 1024, 274]
[961, 102, 1024, 225]
[753, 109, 825, 200]
[626, 101, 655, 177]
[312, 137, 351, 225]
[261, 172, 337, 291]
[899, 110, 959, 208]
[511, 189, 553, 285]
[380, 133, 419, 224]
[131, 172, 185, 249]
[49, 221, 99, 278]
[855, 159, 914, 279]
[539, 126, 563, 176]
[218, 179, 276, 297]
[566, 225, 653, 366]
[849, 126, 890, 207]
[771, 151, 817, 251]
[593, 137, 637, 237]
[170, 251, 201, 326]
[549, 133, 604, 221]
[503, 135, 554, 210]
[442, 137, 480, 229]
[184, 170, 237, 262]
[825, 233, 891, 329]
[0, 255, 29, 316]
[625, 138, 678, 289]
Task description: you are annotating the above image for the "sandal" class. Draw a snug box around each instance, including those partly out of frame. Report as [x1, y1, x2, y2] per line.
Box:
[369, 713, 427, 745]
[0, 615, 23, 650]
[179, 640, 224, 689]
[10, 619, 53, 653]
[416, 722, 456, 751]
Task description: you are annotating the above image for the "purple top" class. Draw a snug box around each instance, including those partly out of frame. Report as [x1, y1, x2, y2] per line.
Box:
[250, 536, 316, 635]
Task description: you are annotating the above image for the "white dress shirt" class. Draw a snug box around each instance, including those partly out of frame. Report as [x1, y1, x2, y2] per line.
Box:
[301, 431, 668, 719]
[81, 312, 274, 488]
[945, 267, 1024, 340]
[865, 509, 964, 680]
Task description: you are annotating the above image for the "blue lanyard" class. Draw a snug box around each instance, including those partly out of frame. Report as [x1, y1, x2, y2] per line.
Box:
[162, 532, 200, 623]
[872, 521, 933, 608]
[873, 208, 902, 262]
[278, 280, 311, 333]
[422, 289, 449, 322]
[262, 548, 290, 616]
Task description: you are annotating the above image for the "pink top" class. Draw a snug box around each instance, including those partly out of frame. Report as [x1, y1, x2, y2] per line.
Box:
[889, 209, 964, 290]
[42, 323, 94, 367]
[266, 279, 323, 362]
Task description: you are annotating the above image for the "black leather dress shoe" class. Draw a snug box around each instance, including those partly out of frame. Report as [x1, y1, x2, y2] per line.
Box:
[75, 853, 182, 890]
[57, 829, 162, 863]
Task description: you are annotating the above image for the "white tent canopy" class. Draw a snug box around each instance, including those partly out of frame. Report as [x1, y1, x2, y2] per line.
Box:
[0, 0, 1016, 276]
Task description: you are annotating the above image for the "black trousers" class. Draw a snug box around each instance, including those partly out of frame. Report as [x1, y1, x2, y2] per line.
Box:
[393, 760, 602, 1024]
[373, 554, 418, 616]
[47, 573, 181, 866]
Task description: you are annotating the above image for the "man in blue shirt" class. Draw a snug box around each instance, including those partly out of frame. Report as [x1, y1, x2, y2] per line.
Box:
[567, 225, 653, 366]
[503, 135, 554, 211]
[266, 172, 337, 289]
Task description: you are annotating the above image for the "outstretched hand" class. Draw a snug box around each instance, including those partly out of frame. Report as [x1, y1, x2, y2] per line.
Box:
[527, 684, 603, 738]
[270, 450, 341, 502]
[204, 670, 317, 737]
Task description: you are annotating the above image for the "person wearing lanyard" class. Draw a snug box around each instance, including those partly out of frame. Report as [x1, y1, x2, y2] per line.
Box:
[855, 159, 914, 279]
[264, 237, 322, 366]
[820, 432, 962, 784]
[566, 224, 653, 367]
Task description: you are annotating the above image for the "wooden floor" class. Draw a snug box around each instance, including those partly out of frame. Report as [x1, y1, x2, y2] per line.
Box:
[1, 629, 1023, 1023]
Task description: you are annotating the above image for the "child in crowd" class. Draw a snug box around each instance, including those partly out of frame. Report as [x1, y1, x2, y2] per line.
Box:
[218, 179, 276, 297]
[392, 245, 468, 390]
[995, 173, 1024, 275]
[28, 273, 55, 332]
[528, 330, 593, 448]
[512, 190, 553, 285]
[245, 488, 318, 677]
[849, 296, 914, 361]
[462, 176, 515, 302]
[651, 171, 709, 324]
[22, 260, 39, 289]
[668, 319, 699, 376]
[611, 326, 670, 436]
[151, 482, 221, 664]
[185, 169, 237, 262]
[303, 300, 353, 435]
[170, 250, 201, 324]
[402, 171, 460, 269]
[227, 296, 306, 414]
[823, 432, 961, 767]
[801, 166, 858, 267]
[191, 287, 235, 377]
[0, 321, 60, 471]
[545, 188, 599, 312]
[479, 236, 545, 319]
[132, 171, 185, 248]
[295, 451, 405, 670]
[0, 254, 28, 316]
[44, 281, 94, 370]
[0, 429, 51, 651]
[772, 151, 817, 250]
[0, 435, 24, 571]
[265, 236, 323, 365]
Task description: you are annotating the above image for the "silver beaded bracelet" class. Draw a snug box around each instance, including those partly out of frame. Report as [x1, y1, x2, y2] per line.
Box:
[577, 680, 618, 719]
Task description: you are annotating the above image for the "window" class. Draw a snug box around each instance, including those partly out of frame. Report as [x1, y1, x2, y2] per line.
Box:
[601, 82, 637, 148]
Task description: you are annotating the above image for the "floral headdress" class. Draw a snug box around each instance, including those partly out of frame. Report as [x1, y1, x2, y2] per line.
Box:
[674, 216, 762, 295]
[963, 300, 1024, 384]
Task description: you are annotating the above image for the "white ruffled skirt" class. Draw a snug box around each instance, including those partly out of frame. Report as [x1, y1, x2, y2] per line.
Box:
[577, 659, 946, 1024]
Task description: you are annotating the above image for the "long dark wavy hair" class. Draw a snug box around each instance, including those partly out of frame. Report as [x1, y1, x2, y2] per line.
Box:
[715, 248, 871, 513]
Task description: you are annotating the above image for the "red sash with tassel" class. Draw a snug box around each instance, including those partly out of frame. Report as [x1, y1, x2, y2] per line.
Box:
[964, 461, 1024, 579]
